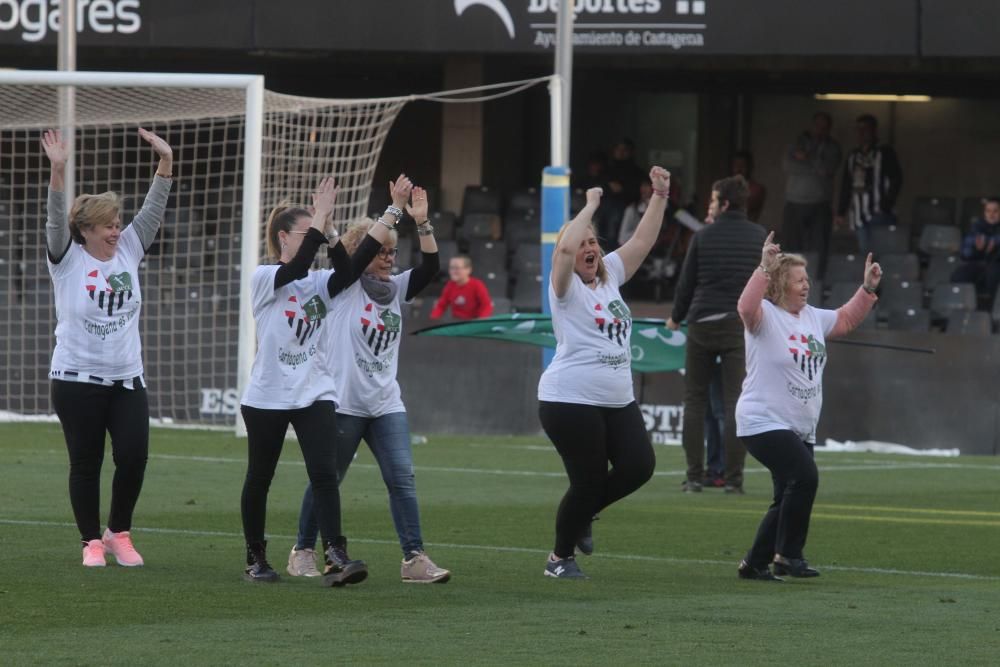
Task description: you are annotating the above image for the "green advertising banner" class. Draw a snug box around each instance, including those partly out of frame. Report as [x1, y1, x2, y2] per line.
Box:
[414, 313, 686, 373]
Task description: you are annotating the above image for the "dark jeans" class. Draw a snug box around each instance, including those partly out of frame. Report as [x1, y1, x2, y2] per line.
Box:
[742, 430, 819, 568]
[539, 401, 655, 559]
[951, 260, 1000, 304]
[855, 212, 895, 255]
[782, 201, 833, 279]
[704, 360, 725, 480]
[681, 318, 747, 487]
[240, 401, 342, 547]
[51, 379, 149, 542]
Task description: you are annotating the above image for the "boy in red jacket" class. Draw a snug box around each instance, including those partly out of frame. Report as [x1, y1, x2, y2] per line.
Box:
[430, 255, 493, 320]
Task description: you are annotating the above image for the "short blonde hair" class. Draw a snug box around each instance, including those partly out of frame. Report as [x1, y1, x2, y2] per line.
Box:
[69, 192, 119, 244]
[765, 253, 809, 308]
[339, 218, 398, 255]
[553, 221, 607, 285]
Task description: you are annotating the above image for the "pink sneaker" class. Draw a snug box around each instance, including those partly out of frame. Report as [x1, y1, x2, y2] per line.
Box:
[82, 539, 106, 567]
[102, 529, 144, 567]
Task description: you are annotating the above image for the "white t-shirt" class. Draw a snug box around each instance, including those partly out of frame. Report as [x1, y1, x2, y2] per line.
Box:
[736, 299, 839, 443]
[241, 266, 340, 410]
[48, 227, 146, 382]
[320, 271, 413, 418]
[538, 252, 634, 408]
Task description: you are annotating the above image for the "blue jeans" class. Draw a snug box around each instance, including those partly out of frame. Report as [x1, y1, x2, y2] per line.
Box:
[296, 411, 423, 557]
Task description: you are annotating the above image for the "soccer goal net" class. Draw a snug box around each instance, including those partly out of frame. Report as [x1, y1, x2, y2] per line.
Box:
[0, 71, 408, 427]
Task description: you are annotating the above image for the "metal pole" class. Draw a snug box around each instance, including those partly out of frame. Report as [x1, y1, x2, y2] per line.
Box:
[553, 0, 575, 167]
[57, 0, 76, 206]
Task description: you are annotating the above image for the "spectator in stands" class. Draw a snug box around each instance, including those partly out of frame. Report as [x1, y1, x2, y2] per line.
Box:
[289, 186, 450, 584]
[951, 196, 1000, 304]
[617, 179, 654, 246]
[835, 114, 903, 253]
[430, 255, 493, 319]
[667, 175, 767, 495]
[603, 139, 645, 247]
[781, 111, 842, 279]
[43, 128, 171, 568]
[731, 150, 767, 223]
[735, 236, 881, 581]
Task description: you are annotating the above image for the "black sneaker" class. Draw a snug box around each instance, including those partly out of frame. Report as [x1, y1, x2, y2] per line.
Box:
[244, 541, 280, 583]
[576, 516, 598, 556]
[737, 559, 783, 582]
[322, 537, 368, 587]
[544, 554, 587, 579]
[773, 556, 820, 578]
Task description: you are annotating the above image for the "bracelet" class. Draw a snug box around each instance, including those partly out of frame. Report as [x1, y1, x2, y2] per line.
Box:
[415, 218, 430, 226]
[758, 264, 770, 275]
[862, 284, 877, 294]
[376, 216, 395, 231]
[652, 189, 668, 198]
[156, 171, 173, 179]
[384, 205, 404, 220]
[417, 223, 435, 237]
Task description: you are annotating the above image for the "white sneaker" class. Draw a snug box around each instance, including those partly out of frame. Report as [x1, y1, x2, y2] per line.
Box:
[287, 546, 321, 577]
[401, 552, 451, 584]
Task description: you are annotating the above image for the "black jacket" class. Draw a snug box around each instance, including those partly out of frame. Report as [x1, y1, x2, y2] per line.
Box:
[670, 210, 766, 323]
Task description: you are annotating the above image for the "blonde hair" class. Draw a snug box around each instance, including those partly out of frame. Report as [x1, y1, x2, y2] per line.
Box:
[264, 201, 311, 260]
[765, 253, 809, 308]
[553, 221, 608, 285]
[339, 218, 398, 255]
[69, 192, 120, 244]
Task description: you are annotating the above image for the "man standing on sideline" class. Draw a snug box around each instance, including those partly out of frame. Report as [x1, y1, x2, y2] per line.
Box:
[667, 176, 766, 494]
[781, 112, 842, 279]
[835, 114, 903, 253]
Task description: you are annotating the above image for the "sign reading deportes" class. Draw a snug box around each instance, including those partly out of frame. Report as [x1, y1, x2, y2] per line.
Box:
[0, 0, 944, 56]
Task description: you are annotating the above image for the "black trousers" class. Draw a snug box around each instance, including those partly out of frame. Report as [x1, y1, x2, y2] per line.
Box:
[741, 430, 819, 568]
[539, 401, 655, 559]
[781, 201, 833, 279]
[240, 401, 342, 547]
[51, 379, 149, 542]
[681, 318, 747, 487]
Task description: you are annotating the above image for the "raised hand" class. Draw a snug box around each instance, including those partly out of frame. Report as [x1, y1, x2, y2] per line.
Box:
[406, 186, 429, 223]
[311, 176, 339, 219]
[863, 252, 883, 291]
[41, 129, 69, 169]
[585, 187, 603, 207]
[650, 166, 671, 195]
[761, 231, 781, 271]
[389, 173, 413, 209]
[138, 128, 173, 163]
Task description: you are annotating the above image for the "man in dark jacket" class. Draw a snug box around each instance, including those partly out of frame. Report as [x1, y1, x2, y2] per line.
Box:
[952, 196, 1000, 305]
[667, 175, 766, 493]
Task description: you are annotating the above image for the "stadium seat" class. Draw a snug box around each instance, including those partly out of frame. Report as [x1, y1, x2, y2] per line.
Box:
[825, 254, 865, 284]
[923, 254, 960, 288]
[428, 211, 457, 240]
[461, 185, 502, 217]
[512, 242, 543, 276]
[480, 269, 510, 300]
[877, 253, 920, 282]
[469, 240, 508, 275]
[959, 196, 986, 232]
[799, 251, 819, 272]
[434, 239, 459, 279]
[504, 212, 541, 248]
[945, 310, 992, 336]
[491, 297, 512, 314]
[879, 279, 924, 316]
[918, 224, 962, 256]
[825, 281, 860, 308]
[929, 283, 977, 320]
[807, 279, 823, 306]
[462, 213, 501, 241]
[506, 187, 540, 219]
[869, 225, 911, 256]
[887, 308, 931, 332]
[512, 273, 543, 312]
[912, 196, 956, 230]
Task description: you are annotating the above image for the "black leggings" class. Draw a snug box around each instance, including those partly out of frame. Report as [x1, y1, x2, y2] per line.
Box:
[240, 401, 342, 547]
[51, 380, 149, 542]
[741, 430, 819, 568]
[539, 401, 656, 558]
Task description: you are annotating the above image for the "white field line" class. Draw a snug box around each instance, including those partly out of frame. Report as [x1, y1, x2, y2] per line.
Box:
[1, 518, 997, 583]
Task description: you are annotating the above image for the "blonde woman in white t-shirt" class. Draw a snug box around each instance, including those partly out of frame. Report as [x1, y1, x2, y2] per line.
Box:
[239, 176, 406, 585]
[734, 233, 881, 581]
[43, 128, 172, 568]
[537, 166, 671, 579]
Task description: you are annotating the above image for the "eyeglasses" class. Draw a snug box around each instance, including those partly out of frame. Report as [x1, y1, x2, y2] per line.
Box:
[377, 247, 398, 259]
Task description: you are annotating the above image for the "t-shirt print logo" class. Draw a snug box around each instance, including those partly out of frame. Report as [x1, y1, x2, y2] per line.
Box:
[360, 302, 400, 356]
[594, 301, 631, 347]
[85, 269, 133, 316]
[787, 333, 827, 381]
[284, 295, 323, 346]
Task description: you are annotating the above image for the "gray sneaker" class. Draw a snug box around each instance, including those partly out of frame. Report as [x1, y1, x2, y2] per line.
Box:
[401, 552, 451, 584]
[682, 480, 703, 493]
[287, 546, 321, 577]
[544, 554, 587, 579]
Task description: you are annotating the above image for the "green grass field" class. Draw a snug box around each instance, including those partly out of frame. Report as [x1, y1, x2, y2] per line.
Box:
[1, 422, 998, 665]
